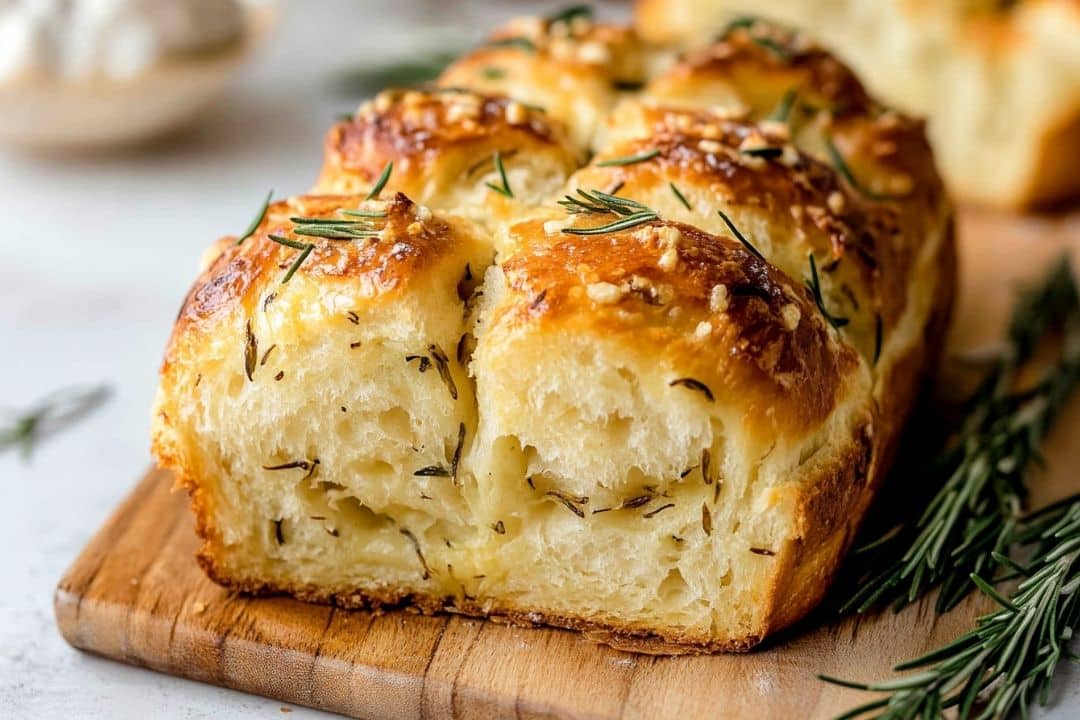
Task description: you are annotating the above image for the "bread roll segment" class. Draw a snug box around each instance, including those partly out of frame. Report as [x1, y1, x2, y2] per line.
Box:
[152, 12, 955, 653]
[634, 0, 1080, 208]
[153, 193, 491, 599]
[469, 217, 873, 647]
[316, 88, 580, 229]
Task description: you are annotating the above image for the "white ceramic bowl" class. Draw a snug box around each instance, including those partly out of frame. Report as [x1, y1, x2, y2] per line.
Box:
[0, 3, 276, 150]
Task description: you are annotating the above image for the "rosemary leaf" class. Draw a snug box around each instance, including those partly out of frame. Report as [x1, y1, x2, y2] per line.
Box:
[825, 498, 1080, 720]
[0, 385, 110, 460]
[269, 235, 315, 284]
[806, 254, 849, 329]
[484, 151, 514, 198]
[236, 189, 273, 245]
[596, 149, 661, 167]
[717, 209, 764, 261]
[825, 138, 896, 202]
[837, 257, 1080, 617]
[670, 182, 692, 210]
[768, 89, 797, 123]
[562, 211, 659, 236]
[365, 161, 393, 201]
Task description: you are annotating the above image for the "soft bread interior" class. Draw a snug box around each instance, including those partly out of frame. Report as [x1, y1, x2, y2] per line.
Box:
[464, 265, 872, 641]
[166, 215, 490, 598]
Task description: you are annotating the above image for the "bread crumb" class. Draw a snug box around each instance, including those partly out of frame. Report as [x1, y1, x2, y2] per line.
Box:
[374, 91, 394, 113]
[280, 708, 293, 714]
[738, 131, 769, 153]
[709, 103, 749, 120]
[710, 284, 729, 312]
[655, 284, 675, 305]
[446, 100, 478, 124]
[505, 101, 528, 125]
[699, 123, 721, 139]
[780, 303, 801, 331]
[586, 281, 625, 304]
[415, 205, 433, 222]
[759, 120, 790, 140]
[697, 139, 724, 154]
[658, 247, 679, 271]
[407, 221, 425, 236]
[577, 41, 611, 65]
[779, 145, 800, 168]
[827, 191, 846, 215]
[695, 320, 713, 338]
[192, 601, 207, 614]
[543, 219, 566, 235]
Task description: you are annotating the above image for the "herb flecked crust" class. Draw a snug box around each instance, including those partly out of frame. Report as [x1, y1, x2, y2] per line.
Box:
[152, 8, 956, 654]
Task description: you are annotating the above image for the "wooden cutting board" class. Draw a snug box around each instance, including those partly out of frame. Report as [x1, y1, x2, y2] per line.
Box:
[54, 208, 1080, 720]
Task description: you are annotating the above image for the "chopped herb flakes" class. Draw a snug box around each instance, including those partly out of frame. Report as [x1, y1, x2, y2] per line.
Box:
[806, 254, 850, 329]
[669, 377, 715, 402]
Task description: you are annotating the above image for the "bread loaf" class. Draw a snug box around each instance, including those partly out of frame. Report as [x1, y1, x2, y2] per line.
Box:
[634, 0, 1080, 209]
[152, 11, 955, 653]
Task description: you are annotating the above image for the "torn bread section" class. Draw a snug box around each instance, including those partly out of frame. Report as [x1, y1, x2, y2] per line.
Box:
[466, 217, 874, 646]
[152, 192, 493, 599]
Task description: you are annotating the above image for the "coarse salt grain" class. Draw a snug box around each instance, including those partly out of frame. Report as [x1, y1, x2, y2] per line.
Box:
[586, 281, 624, 304]
[710, 284, 729, 312]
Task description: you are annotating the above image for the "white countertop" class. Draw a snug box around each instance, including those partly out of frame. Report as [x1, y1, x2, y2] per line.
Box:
[0, 2, 1075, 718]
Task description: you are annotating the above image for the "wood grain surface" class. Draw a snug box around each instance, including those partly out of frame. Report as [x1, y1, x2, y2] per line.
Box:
[54, 207, 1080, 720]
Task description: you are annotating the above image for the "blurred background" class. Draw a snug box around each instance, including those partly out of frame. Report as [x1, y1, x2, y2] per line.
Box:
[1, 1, 1077, 718]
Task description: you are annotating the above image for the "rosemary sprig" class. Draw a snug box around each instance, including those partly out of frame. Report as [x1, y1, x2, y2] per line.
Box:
[670, 182, 691, 210]
[768, 89, 797, 123]
[825, 138, 896, 202]
[562, 212, 659, 236]
[484, 151, 514, 198]
[596, 149, 661, 167]
[558, 189, 659, 236]
[839, 258, 1080, 615]
[558, 188, 652, 216]
[717, 209, 764, 261]
[806, 254, 849, 329]
[236, 189, 273, 245]
[1, 385, 110, 460]
[365, 161, 393, 201]
[822, 496, 1080, 719]
[268, 235, 315, 284]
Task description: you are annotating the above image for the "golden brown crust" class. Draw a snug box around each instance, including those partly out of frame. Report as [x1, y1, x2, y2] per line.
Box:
[315, 89, 580, 201]
[492, 218, 860, 440]
[166, 192, 470, 364]
[634, 0, 1080, 208]
[437, 20, 646, 150]
[153, 14, 957, 655]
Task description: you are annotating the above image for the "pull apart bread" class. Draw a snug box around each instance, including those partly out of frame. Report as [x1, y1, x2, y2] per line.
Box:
[634, 0, 1080, 209]
[153, 13, 956, 653]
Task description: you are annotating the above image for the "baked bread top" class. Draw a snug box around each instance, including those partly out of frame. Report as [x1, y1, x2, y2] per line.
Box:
[634, 0, 1080, 208]
[152, 9, 955, 653]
